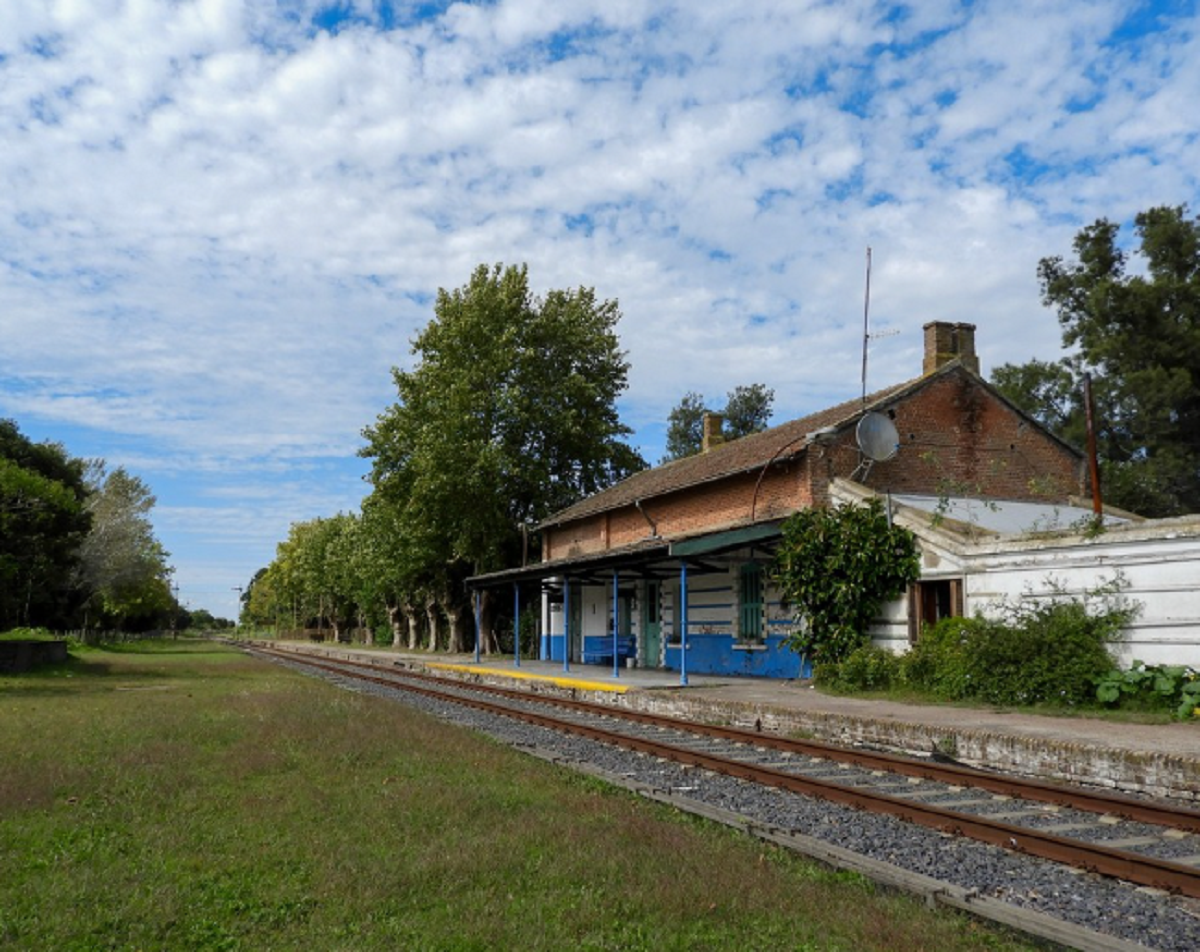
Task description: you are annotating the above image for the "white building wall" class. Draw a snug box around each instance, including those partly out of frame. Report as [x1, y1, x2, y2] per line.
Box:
[868, 509, 1200, 667]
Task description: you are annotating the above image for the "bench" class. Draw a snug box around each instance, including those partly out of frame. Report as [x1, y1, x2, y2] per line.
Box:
[582, 635, 636, 666]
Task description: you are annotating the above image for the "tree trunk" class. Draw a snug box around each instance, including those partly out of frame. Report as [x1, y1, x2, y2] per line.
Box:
[446, 602, 463, 653]
[479, 589, 501, 655]
[425, 600, 440, 651]
[387, 602, 403, 648]
[404, 603, 421, 651]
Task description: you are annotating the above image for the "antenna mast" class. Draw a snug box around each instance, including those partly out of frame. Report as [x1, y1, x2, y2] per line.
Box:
[860, 246, 872, 407]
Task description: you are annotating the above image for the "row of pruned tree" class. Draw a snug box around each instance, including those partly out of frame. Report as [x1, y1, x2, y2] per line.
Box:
[0, 419, 180, 632]
[241, 264, 646, 648]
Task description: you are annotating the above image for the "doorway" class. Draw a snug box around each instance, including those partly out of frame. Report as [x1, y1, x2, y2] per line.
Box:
[642, 580, 662, 667]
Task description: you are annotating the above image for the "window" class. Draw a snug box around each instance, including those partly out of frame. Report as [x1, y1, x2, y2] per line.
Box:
[739, 562, 764, 642]
[908, 578, 963, 643]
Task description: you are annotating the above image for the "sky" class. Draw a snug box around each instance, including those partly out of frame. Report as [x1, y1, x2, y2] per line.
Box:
[2, 1, 1198, 622]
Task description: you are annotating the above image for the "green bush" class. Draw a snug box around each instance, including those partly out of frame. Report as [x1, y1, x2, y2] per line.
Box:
[900, 616, 982, 699]
[772, 498, 920, 665]
[820, 644, 902, 691]
[902, 578, 1139, 708]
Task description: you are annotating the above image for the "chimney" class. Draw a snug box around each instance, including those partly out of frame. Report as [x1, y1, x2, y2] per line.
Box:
[923, 321, 979, 375]
[701, 412, 725, 453]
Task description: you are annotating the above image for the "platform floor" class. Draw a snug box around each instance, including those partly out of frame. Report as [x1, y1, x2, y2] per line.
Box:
[259, 640, 1200, 800]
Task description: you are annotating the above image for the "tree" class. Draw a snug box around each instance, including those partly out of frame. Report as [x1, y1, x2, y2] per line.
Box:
[0, 419, 91, 629]
[187, 608, 218, 630]
[271, 516, 358, 640]
[76, 464, 174, 631]
[993, 205, 1200, 516]
[661, 384, 775, 462]
[362, 263, 645, 581]
[723, 383, 775, 440]
[771, 499, 920, 666]
[662, 392, 708, 462]
[352, 492, 435, 649]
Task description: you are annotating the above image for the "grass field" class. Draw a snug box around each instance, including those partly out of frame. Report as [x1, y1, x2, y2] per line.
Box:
[0, 640, 1039, 951]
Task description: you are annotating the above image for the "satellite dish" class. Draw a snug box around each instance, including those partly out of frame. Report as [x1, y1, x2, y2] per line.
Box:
[857, 412, 900, 462]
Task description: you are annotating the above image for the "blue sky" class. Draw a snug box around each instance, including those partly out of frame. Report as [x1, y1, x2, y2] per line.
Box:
[2, 1, 1197, 621]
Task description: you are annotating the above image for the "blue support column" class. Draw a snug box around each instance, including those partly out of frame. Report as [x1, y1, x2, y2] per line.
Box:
[563, 579, 571, 673]
[513, 583, 521, 668]
[679, 562, 689, 687]
[612, 570, 620, 679]
[473, 590, 481, 663]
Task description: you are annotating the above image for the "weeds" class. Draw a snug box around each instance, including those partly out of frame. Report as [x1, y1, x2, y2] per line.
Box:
[0, 639, 1036, 952]
[820, 575, 1159, 715]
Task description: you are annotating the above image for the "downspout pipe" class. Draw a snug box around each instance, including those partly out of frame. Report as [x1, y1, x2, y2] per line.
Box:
[634, 499, 658, 537]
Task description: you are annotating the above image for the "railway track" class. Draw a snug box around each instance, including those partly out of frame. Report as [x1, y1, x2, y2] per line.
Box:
[248, 644, 1200, 898]
[244, 643, 1200, 950]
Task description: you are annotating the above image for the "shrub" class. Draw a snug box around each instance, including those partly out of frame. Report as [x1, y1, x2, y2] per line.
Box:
[772, 498, 920, 666]
[972, 599, 1115, 705]
[903, 576, 1139, 707]
[901, 616, 984, 699]
[821, 644, 902, 691]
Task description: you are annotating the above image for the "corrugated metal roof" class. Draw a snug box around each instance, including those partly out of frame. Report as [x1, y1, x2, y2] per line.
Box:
[890, 494, 1131, 535]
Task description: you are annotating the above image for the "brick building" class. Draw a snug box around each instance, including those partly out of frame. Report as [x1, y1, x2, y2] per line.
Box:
[469, 322, 1092, 680]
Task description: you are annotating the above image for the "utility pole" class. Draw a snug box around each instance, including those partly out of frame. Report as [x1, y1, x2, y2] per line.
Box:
[232, 587, 243, 636]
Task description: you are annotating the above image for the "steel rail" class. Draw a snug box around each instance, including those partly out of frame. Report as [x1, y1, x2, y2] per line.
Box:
[250, 645, 1200, 899]
[263, 645, 1200, 834]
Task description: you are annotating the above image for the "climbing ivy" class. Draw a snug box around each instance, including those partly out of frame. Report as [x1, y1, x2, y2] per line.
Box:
[771, 499, 920, 665]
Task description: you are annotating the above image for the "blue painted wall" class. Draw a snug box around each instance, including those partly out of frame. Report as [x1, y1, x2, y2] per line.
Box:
[664, 634, 811, 679]
[543, 633, 565, 662]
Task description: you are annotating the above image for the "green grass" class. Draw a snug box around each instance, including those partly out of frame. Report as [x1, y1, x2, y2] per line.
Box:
[1, 641, 1040, 951]
[0, 628, 62, 642]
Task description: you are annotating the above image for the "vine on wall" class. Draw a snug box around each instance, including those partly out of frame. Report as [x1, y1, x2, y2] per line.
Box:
[771, 498, 920, 665]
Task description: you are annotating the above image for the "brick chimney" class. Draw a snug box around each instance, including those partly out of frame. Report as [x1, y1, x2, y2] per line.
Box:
[923, 321, 979, 375]
[701, 412, 725, 453]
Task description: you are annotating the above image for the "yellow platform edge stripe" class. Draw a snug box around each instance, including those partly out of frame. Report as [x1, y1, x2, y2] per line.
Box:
[427, 662, 630, 694]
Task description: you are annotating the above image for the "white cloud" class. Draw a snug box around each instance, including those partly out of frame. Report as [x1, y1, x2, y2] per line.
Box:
[1, 0, 1197, 614]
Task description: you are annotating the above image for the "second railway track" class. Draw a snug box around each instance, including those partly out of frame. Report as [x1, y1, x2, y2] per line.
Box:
[245, 643, 1200, 951]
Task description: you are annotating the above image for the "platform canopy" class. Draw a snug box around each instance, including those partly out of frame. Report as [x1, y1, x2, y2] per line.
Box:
[465, 520, 784, 590]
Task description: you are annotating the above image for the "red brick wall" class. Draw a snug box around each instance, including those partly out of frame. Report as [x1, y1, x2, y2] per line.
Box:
[545, 465, 814, 558]
[544, 370, 1084, 559]
[828, 372, 1084, 503]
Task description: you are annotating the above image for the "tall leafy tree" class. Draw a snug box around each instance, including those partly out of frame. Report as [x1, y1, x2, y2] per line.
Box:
[993, 205, 1200, 516]
[76, 464, 174, 631]
[662, 392, 708, 462]
[661, 384, 775, 462]
[723, 383, 775, 439]
[362, 263, 645, 578]
[0, 419, 91, 628]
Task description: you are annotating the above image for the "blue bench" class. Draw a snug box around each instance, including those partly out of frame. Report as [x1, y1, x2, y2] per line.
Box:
[582, 635, 636, 665]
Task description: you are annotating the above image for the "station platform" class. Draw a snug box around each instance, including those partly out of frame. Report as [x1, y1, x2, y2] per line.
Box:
[256, 640, 1200, 803]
